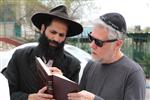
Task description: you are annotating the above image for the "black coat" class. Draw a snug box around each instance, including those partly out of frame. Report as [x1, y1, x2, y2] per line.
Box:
[3, 46, 80, 100]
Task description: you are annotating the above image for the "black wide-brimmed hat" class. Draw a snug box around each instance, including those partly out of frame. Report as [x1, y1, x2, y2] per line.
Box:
[31, 5, 83, 37]
[100, 13, 127, 33]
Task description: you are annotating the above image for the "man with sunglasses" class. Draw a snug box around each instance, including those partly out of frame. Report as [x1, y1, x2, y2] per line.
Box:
[68, 13, 145, 100]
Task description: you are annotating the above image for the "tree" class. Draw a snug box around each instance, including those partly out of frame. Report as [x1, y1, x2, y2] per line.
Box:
[45, 0, 96, 20]
[144, 27, 150, 33]
[0, 0, 16, 21]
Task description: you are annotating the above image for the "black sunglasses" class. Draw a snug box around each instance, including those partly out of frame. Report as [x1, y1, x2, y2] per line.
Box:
[88, 33, 118, 47]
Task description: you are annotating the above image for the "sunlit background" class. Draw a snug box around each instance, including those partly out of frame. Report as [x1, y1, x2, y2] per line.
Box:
[0, 0, 150, 99]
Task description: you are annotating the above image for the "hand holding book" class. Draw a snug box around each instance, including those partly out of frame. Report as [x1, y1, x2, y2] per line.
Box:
[28, 86, 54, 100]
[35, 57, 79, 100]
[49, 67, 63, 76]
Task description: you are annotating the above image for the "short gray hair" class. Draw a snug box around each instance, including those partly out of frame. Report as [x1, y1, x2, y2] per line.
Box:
[92, 18, 126, 40]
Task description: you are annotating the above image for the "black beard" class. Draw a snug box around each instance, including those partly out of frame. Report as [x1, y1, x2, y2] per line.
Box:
[38, 33, 65, 62]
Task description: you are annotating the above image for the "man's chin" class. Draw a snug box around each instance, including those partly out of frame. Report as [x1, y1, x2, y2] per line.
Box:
[92, 56, 101, 62]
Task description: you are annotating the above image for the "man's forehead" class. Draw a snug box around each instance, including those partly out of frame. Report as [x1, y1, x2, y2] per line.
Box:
[46, 21, 68, 35]
[92, 26, 109, 39]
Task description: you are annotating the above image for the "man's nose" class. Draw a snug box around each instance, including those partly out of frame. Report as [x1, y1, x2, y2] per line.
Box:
[90, 41, 97, 49]
[53, 34, 60, 42]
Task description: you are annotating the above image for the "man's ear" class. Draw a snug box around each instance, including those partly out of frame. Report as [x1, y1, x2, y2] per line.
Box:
[40, 24, 45, 34]
[115, 39, 123, 47]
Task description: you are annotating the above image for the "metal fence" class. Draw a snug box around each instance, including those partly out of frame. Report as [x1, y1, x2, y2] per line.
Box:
[67, 32, 150, 77]
[68, 33, 150, 59]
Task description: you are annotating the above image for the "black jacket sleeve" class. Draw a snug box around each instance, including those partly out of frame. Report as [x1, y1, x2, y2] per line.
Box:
[3, 49, 29, 100]
[63, 51, 81, 83]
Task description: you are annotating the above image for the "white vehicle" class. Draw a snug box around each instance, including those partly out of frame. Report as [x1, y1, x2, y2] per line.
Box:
[0, 42, 91, 82]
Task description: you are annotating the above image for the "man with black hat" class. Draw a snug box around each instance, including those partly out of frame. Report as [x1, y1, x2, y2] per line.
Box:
[3, 5, 83, 100]
[68, 13, 145, 100]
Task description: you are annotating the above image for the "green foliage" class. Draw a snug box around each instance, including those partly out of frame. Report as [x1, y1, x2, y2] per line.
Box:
[144, 27, 150, 33]
[66, 38, 90, 53]
[0, 0, 44, 22]
[137, 53, 150, 78]
[0, 2, 16, 21]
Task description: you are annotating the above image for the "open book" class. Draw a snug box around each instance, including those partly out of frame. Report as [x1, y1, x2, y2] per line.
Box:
[35, 57, 79, 100]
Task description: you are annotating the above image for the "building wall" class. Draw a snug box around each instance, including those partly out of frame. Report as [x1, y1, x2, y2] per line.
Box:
[0, 22, 15, 37]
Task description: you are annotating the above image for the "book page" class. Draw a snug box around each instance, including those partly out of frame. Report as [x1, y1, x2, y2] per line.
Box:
[36, 57, 76, 84]
[53, 74, 76, 83]
[36, 57, 52, 75]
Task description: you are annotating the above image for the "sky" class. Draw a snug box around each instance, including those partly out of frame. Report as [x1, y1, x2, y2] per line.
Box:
[82, 0, 150, 28]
